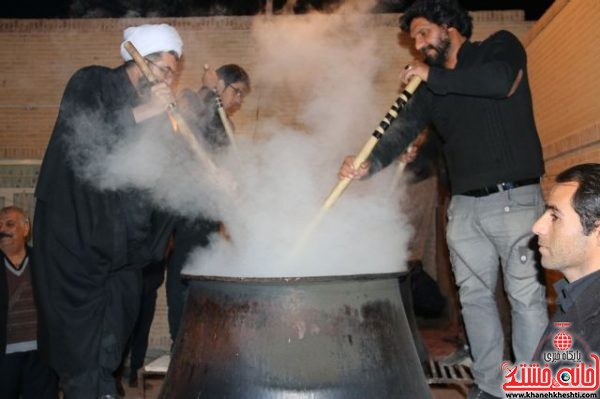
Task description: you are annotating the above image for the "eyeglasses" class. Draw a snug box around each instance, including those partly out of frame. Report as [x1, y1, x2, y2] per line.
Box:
[227, 84, 248, 100]
[145, 58, 178, 80]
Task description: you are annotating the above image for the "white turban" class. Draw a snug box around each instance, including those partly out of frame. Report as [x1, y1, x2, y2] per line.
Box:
[120, 23, 183, 61]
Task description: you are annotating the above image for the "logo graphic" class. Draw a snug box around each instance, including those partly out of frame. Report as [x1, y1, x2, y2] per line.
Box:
[553, 330, 572, 351]
[559, 371, 571, 383]
[502, 322, 599, 393]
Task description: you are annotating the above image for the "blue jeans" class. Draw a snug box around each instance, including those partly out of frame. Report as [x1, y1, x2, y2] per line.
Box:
[446, 184, 548, 397]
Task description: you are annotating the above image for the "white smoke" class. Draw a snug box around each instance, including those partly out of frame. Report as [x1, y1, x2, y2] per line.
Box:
[181, 10, 414, 277]
[68, 6, 414, 278]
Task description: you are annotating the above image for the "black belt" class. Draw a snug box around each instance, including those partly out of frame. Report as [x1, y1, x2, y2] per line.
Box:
[461, 178, 539, 197]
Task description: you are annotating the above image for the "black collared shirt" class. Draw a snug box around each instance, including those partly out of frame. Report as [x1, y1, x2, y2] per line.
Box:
[554, 269, 600, 313]
[370, 30, 544, 195]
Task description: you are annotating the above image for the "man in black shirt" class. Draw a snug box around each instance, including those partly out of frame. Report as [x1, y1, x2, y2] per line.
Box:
[338, 1, 548, 397]
[531, 164, 600, 379]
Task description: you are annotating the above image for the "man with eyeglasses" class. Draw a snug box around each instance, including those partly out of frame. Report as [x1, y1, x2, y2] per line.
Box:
[178, 64, 251, 149]
[33, 23, 182, 398]
[165, 64, 251, 344]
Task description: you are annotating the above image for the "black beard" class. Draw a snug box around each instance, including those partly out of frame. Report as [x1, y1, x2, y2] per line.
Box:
[422, 36, 451, 67]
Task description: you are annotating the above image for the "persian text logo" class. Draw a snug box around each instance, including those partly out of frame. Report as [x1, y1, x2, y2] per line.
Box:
[502, 323, 599, 393]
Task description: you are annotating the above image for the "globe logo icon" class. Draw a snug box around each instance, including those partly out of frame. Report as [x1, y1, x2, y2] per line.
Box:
[553, 332, 572, 350]
[560, 371, 572, 383]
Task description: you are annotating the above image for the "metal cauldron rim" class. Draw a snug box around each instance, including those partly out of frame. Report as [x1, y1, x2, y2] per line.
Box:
[180, 272, 406, 284]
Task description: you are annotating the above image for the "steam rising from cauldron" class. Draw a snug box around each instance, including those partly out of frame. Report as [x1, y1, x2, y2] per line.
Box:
[66, 3, 413, 277]
[184, 7, 413, 277]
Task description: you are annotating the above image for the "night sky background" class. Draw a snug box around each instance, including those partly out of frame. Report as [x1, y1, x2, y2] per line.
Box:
[2, 0, 554, 21]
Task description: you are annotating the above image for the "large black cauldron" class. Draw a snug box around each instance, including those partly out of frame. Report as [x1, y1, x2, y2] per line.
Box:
[160, 273, 432, 398]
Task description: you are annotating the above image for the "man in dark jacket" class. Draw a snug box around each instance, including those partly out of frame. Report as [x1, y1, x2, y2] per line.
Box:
[178, 64, 251, 150]
[0, 206, 57, 398]
[166, 64, 251, 342]
[531, 164, 600, 378]
[338, 1, 548, 397]
[33, 23, 182, 398]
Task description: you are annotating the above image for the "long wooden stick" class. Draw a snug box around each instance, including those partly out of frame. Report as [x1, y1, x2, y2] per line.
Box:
[123, 41, 219, 174]
[215, 96, 239, 152]
[290, 76, 422, 257]
[203, 64, 238, 151]
[322, 76, 421, 210]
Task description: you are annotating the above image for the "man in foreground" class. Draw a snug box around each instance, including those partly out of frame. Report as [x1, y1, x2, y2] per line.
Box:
[532, 163, 600, 360]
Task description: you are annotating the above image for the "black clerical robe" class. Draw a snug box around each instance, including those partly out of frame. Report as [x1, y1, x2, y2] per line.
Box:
[33, 65, 172, 375]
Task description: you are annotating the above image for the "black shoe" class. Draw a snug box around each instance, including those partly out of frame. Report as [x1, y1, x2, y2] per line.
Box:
[467, 385, 501, 399]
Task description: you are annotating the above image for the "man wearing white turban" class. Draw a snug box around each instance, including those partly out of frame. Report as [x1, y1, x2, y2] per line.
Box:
[33, 23, 183, 398]
[119, 23, 182, 63]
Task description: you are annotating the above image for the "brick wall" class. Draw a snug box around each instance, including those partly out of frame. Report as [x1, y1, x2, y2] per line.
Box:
[0, 12, 533, 160]
[522, 0, 600, 292]
[0, 11, 538, 350]
[523, 0, 600, 190]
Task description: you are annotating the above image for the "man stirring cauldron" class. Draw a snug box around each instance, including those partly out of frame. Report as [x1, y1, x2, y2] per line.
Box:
[338, 1, 548, 397]
[166, 64, 251, 343]
[33, 24, 182, 398]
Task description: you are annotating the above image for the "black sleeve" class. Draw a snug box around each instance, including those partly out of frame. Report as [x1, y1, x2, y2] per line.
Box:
[368, 85, 432, 174]
[62, 67, 136, 131]
[426, 30, 526, 99]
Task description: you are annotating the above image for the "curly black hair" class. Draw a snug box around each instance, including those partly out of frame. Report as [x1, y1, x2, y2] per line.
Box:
[400, 0, 473, 39]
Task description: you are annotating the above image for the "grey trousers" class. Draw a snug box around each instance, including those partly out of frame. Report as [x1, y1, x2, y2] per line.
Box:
[446, 184, 548, 397]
